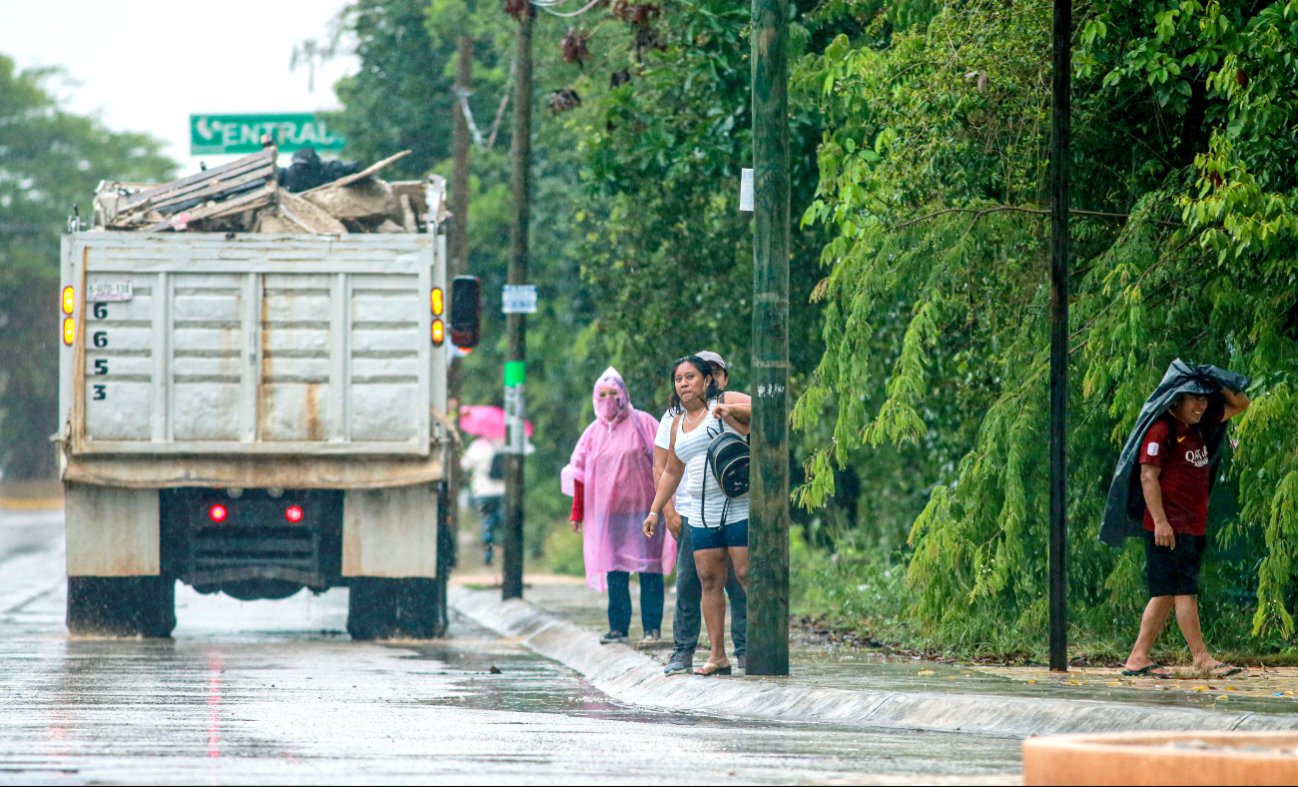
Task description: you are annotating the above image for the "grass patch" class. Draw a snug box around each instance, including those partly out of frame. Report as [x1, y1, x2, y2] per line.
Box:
[541, 519, 586, 577]
[790, 526, 1298, 665]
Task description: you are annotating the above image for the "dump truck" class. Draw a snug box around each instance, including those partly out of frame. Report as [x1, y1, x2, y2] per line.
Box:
[55, 160, 477, 639]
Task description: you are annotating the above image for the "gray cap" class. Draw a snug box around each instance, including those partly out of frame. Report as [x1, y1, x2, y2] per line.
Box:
[695, 350, 727, 371]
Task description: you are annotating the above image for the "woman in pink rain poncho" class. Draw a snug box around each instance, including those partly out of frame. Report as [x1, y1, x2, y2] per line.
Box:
[562, 367, 675, 644]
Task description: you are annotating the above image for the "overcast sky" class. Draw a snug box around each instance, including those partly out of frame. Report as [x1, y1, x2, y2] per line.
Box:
[0, 0, 359, 174]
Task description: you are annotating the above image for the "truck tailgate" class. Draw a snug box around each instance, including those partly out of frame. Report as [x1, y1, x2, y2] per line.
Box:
[62, 234, 438, 457]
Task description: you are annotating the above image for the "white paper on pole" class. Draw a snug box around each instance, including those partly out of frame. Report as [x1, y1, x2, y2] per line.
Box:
[501, 284, 538, 314]
[740, 168, 754, 212]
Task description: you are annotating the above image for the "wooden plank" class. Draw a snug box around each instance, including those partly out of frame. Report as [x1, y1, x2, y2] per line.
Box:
[122, 149, 276, 211]
[143, 183, 277, 232]
[300, 150, 412, 196]
[148, 166, 275, 215]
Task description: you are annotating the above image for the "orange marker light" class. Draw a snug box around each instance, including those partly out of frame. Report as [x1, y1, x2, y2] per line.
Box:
[62, 286, 75, 314]
[431, 319, 445, 346]
[62, 318, 76, 346]
[430, 287, 444, 316]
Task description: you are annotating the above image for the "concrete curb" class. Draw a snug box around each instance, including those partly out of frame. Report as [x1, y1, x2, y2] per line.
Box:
[449, 586, 1298, 737]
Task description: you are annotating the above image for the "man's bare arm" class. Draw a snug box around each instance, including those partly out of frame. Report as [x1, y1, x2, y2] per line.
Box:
[1140, 464, 1176, 550]
[1220, 387, 1250, 421]
[713, 392, 752, 435]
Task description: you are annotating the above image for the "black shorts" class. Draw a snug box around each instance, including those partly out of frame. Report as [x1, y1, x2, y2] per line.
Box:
[689, 519, 748, 551]
[1145, 534, 1207, 597]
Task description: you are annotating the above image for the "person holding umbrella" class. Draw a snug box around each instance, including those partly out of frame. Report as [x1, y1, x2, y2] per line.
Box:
[562, 367, 675, 644]
[459, 405, 534, 567]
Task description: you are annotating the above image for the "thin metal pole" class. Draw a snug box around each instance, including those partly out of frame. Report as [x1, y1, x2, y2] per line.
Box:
[447, 35, 472, 557]
[502, 6, 533, 601]
[1048, 0, 1071, 672]
[748, 0, 791, 676]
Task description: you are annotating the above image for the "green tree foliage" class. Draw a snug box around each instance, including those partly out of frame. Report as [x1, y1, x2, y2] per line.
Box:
[327, 0, 513, 180]
[574, 0, 828, 398]
[797, 0, 1298, 654]
[0, 56, 173, 480]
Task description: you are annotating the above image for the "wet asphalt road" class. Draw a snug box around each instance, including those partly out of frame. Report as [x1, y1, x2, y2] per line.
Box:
[0, 509, 1021, 785]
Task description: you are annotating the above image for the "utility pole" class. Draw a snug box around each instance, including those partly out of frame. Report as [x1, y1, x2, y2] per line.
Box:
[1048, 0, 1072, 672]
[748, 0, 791, 676]
[447, 35, 472, 553]
[502, 4, 534, 601]
[451, 36, 472, 279]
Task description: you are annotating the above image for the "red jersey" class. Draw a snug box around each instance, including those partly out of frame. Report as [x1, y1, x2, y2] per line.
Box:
[1138, 415, 1211, 536]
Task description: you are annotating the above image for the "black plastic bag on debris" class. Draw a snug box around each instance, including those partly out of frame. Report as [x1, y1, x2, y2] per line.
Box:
[280, 148, 363, 193]
[1097, 358, 1250, 547]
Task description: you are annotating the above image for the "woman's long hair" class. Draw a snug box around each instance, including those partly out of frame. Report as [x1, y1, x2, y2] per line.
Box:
[668, 355, 720, 415]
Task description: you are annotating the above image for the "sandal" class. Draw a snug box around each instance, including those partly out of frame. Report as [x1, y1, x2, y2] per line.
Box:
[1120, 662, 1172, 678]
[1205, 662, 1243, 678]
[694, 660, 732, 676]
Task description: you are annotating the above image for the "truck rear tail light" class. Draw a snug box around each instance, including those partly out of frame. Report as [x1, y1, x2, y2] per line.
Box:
[430, 287, 444, 316]
[62, 318, 76, 346]
[62, 286, 76, 314]
[208, 504, 228, 523]
[431, 319, 445, 346]
[284, 505, 304, 524]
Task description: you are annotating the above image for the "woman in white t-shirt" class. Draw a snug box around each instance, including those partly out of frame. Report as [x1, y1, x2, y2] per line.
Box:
[643, 355, 750, 676]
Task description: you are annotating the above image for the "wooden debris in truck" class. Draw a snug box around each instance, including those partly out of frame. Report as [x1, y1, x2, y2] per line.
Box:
[91, 148, 425, 235]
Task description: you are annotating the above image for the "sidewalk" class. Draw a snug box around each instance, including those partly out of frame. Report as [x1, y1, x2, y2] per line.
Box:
[448, 572, 1298, 737]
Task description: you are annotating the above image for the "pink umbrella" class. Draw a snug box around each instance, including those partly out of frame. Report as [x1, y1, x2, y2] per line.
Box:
[458, 405, 534, 439]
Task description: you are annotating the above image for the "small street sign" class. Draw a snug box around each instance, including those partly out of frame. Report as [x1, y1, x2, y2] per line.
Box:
[190, 114, 346, 155]
[501, 285, 538, 314]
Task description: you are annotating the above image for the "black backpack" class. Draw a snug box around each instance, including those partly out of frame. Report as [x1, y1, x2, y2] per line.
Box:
[707, 430, 750, 498]
[698, 393, 750, 527]
[488, 451, 506, 480]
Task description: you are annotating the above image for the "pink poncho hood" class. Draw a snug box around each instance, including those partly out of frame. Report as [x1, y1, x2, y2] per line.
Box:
[561, 367, 676, 590]
[593, 367, 631, 424]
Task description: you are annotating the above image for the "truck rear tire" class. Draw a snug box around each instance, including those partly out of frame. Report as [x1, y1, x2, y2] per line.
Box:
[347, 578, 442, 640]
[67, 576, 177, 638]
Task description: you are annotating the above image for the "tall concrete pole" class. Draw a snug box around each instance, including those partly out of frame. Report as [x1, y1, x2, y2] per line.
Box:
[748, 0, 791, 676]
[502, 5, 533, 601]
[451, 36, 472, 278]
[1048, 0, 1072, 672]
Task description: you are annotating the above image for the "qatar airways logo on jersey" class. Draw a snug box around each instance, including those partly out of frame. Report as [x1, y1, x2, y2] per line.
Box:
[1185, 446, 1210, 467]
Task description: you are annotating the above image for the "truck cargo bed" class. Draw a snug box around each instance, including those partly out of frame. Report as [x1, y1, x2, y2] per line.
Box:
[59, 233, 446, 461]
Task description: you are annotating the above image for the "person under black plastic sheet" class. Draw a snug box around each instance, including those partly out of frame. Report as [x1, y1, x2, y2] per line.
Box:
[1098, 358, 1251, 679]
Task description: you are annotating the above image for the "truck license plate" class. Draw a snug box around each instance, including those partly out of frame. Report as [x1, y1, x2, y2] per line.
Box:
[86, 281, 134, 302]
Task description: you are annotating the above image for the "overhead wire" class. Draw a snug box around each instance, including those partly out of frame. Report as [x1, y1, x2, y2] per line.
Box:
[530, 0, 605, 18]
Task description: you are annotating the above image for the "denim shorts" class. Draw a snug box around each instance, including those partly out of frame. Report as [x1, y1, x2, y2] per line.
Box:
[689, 518, 748, 551]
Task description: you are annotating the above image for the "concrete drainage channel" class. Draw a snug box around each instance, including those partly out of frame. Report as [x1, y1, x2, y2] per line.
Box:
[449, 586, 1298, 738]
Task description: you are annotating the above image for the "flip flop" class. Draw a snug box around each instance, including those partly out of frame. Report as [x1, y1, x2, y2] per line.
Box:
[1206, 663, 1243, 678]
[695, 661, 732, 676]
[1121, 663, 1172, 678]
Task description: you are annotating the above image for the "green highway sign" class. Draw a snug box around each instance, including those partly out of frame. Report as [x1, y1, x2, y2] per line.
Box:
[190, 113, 346, 155]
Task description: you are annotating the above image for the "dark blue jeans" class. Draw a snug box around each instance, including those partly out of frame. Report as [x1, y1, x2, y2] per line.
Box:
[673, 520, 747, 657]
[474, 495, 503, 547]
[607, 571, 664, 635]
